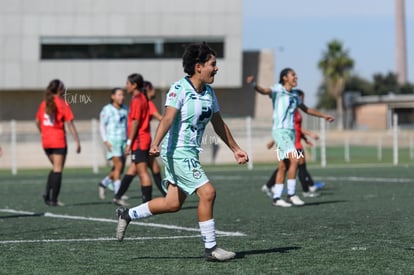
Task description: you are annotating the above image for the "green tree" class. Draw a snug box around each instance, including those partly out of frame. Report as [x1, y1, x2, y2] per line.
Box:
[318, 40, 354, 130]
[345, 75, 373, 96]
[372, 72, 399, 95]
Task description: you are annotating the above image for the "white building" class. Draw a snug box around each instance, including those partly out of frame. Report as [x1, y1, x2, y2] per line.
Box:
[0, 0, 242, 91]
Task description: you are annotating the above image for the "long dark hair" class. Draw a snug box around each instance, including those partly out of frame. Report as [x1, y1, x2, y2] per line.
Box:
[182, 42, 216, 76]
[45, 79, 63, 116]
[127, 73, 147, 98]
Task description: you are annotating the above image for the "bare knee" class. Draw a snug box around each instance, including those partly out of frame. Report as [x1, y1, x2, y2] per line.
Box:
[197, 184, 216, 203]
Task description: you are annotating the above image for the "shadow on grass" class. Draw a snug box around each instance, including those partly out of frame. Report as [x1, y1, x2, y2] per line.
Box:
[235, 246, 301, 258]
[109, 247, 302, 261]
[303, 200, 347, 207]
[131, 255, 203, 260]
[0, 212, 44, 219]
[68, 201, 114, 207]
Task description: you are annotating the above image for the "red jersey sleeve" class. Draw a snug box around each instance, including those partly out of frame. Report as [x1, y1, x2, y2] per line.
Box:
[130, 96, 142, 121]
[148, 100, 158, 118]
[63, 103, 74, 121]
[36, 102, 45, 122]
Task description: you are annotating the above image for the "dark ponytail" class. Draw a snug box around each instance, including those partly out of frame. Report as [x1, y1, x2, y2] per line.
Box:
[279, 68, 293, 84]
[45, 79, 63, 116]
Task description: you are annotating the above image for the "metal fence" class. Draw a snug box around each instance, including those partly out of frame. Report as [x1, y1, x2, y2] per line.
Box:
[0, 116, 413, 174]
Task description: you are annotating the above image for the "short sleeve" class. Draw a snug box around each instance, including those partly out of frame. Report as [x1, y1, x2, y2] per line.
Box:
[211, 89, 220, 113]
[270, 84, 280, 99]
[130, 97, 142, 120]
[36, 102, 44, 121]
[64, 103, 75, 121]
[165, 83, 184, 110]
[100, 106, 109, 125]
[148, 101, 158, 117]
[292, 90, 302, 106]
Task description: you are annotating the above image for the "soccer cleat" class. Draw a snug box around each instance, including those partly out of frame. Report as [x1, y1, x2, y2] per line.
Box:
[302, 191, 320, 198]
[288, 195, 305, 206]
[98, 184, 106, 200]
[261, 184, 273, 198]
[121, 195, 129, 200]
[112, 198, 129, 207]
[313, 182, 325, 190]
[205, 246, 236, 261]
[42, 194, 50, 205]
[309, 186, 317, 193]
[116, 207, 131, 241]
[272, 199, 292, 207]
[47, 200, 64, 207]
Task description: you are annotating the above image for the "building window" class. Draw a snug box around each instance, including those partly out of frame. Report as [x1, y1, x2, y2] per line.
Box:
[40, 37, 224, 60]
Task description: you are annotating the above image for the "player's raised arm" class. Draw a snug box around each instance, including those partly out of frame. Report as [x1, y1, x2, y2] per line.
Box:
[299, 103, 335, 122]
[246, 75, 272, 95]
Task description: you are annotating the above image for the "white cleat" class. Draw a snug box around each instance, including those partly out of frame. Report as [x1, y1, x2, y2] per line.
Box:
[116, 207, 131, 241]
[288, 195, 305, 206]
[205, 247, 236, 261]
[99, 186, 106, 200]
[261, 184, 273, 198]
[272, 199, 292, 208]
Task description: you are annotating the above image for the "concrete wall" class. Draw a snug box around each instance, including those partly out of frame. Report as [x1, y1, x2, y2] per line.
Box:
[354, 104, 389, 129]
[0, 0, 242, 89]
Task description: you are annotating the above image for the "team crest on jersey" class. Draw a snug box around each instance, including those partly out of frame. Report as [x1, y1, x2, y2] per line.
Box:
[192, 169, 202, 179]
[169, 92, 176, 98]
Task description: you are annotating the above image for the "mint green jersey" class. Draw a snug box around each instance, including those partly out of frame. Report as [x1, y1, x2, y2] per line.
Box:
[270, 83, 302, 130]
[99, 104, 128, 143]
[162, 77, 220, 155]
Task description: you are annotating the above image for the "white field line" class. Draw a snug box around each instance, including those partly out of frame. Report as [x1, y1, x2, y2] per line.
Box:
[211, 175, 412, 183]
[0, 235, 202, 244]
[0, 209, 246, 237]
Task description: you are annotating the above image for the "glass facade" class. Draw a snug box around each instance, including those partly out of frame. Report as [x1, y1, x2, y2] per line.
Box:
[41, 38, 225, 60]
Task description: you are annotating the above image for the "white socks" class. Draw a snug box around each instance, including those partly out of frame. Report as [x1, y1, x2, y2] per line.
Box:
[287, 179, 296, 196]
[129, 202, 153, 220]
[199, 219, 216, 249]
[101, 176, 111, 187]
[113, 179, 121, 194]
[272, 184, 284, 199]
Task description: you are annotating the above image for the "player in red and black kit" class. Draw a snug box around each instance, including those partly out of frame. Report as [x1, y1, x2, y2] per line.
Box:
[144, 80, 166, 197]
[262, 89, 323, 198]
[36, 79, 81, 206]
[113, 74, 153, 206]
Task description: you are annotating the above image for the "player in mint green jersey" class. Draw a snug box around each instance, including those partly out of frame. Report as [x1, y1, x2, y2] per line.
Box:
[247, 68, 334, 207]
[115, 42, 249, 261]
[98, 88, 128, 199]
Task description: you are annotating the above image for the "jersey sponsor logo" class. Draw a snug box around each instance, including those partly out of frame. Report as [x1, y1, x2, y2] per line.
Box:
[43, 114, 55, 126]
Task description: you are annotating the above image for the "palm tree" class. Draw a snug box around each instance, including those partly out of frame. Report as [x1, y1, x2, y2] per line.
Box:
[318, 40, 354, 130]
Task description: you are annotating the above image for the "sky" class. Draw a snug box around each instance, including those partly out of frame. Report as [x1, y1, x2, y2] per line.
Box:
[243, 0, 414, 107]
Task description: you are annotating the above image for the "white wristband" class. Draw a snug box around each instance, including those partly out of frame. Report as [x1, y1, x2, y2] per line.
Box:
[126, 139, 132, 146]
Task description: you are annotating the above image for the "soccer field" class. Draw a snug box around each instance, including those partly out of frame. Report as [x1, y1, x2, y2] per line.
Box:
[1, 164, 413, 274]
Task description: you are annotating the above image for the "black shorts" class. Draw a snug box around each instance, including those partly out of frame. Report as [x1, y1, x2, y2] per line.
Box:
[44, 147, 67, 156]
[131, 149, 149, 164]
